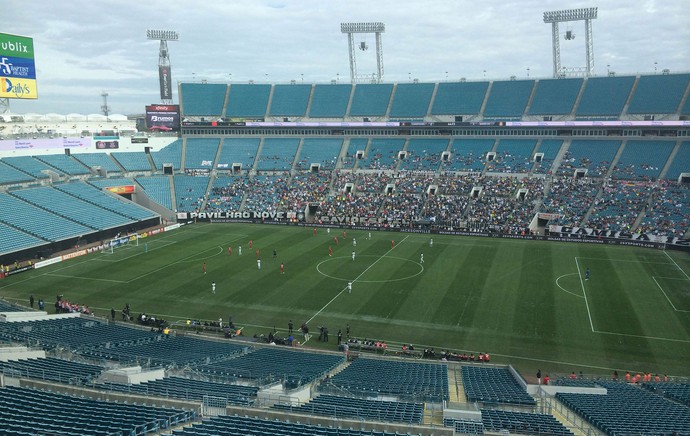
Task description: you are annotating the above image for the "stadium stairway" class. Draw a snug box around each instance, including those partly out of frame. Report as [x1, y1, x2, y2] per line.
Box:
[447, 364, 466, 403]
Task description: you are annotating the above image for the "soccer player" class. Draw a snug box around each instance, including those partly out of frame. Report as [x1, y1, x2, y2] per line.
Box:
[348, 282, 352, 293]
[585, 267, 590, 280]
[211, 282, 216, 294]
[228, 246, 232, 256]
[313, 227, 317, 236]
[203, 262, 206, 274]
[327, 227, 330, 234]
[420, 253, 424, 263]
[368, 232, 371, 240]
[256, 248, 260, 259]
[352, 250, 356, 261]
[391, 240, 395, 249]
[342, 230, 347, 239]
[238, 246, 242, 255]
[273, 249, 277, 260]
[249, 240, 253, 249]
[352, 238, 356, 247]
[334, 236, 339, 245]
[429, 238, 433, 247]
[280, 262, 285, 274]
[257, 259, 262, 270]
[328, 246, 333, 257]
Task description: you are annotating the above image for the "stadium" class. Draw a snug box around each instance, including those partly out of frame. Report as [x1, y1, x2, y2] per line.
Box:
[1, 9, 690, 436]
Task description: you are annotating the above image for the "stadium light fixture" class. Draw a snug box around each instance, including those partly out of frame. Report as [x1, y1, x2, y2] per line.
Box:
[543, 7, 597, 78]
[146, 29, 179, 41]
[147, 29, 179, 105]
[341, 22, 385, 84]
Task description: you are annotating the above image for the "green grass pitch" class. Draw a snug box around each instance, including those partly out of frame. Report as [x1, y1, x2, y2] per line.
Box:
[2, 222, 689, 377]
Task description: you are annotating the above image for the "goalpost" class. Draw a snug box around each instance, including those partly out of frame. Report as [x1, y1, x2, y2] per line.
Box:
[101, 235, 139, 255]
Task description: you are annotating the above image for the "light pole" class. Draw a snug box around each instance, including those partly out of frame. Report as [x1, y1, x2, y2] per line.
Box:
[301, 73, 304, 83]
[527, 67, 530, 78]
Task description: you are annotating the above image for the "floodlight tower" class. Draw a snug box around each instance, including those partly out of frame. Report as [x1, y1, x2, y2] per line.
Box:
[341, 22, 385, 83]
[101, 91, 110, 121]
[146, 29, 179, 104]
[543, 7, 597, 78]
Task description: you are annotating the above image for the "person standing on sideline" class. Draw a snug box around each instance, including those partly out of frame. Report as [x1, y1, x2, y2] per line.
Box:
[328, 246, 333, 257]
[202, 262, 206, 274]
[346, 324, 350, 337]
[111, 307, 116, 321]
[29, 295, 34, 308]
[257, 258, 262, 270]
[352, 250, 356, 261]
[280, 262, 285, 274]
[536, 369, 542, 385]
[585, 267, 590, 280]
[420, 253, 424, 263]
[238, 245, 242, 255]
[348, 282, 352, 293]
[211, 282, 216, 294]
[288, 320, 293, 334]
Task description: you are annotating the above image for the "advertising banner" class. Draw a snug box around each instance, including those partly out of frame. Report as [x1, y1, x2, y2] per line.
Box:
[159, 66, 172, 100]
[0, 137, 91, 151]
[0, 33, 37, 99]
[145, 104, 180, 131]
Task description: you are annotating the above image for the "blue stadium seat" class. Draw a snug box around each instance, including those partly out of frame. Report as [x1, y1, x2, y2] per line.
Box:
[136, 175, 173, 209]
[389, 83, 435, 118]
[269, 84, 312, 117]
[226, 84, 271, 118]
[185, 138, 220, 169]
[528, 78, 583, 115]
[217, 138, 260, 171]
[181, 83, 227, 116]
[483, 80, 534, 118]
[431, 81, 489, 115]
[73, 152, 122, 173]
[152, 139, 183, 170]
[349, 84, 394, 117]
[257, 138, 299, 171]
[309, 84, 352, 118]
[576, 76, 635, 117]
[627, 73, 690, 114]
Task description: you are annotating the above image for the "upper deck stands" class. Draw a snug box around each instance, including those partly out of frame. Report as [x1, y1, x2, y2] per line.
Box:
[36, 154, 90, 175]
[349, 83, 394, 117]
[73, 152, 122, 173]
[611, 140, 674, 180]
[257, 138, 300, 171]
[268, 84, 311, 117]
[627, 73, 690, 114]
[483, 80, 534, 118]
[2, 156, 58, 179]
[389, 83, 435, 118]
[443, 138, 495, 172]
[309, 84, 352, 118]
[296, 138, 343, 170]
[225, 84, 271, 118]
[431, 81, 489, 115]
[576, 76, 635, 117]
[528, 78, 583, 115]
[664, 141, 690, 180]
[152, 139, 183, 170]
[361, 138, 405, 170]
[400, 138, 449, 171]
[180, 83, 227, 117]
[0, 160, 35, 185]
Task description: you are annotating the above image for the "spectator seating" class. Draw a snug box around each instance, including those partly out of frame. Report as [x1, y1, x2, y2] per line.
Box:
[528, 78, 583, 115]
[533, 139, 563, 174]
[257, 138, 299, 171]
[349, 83, 394, 117]
[55, 181, 157, 220]
[586, 180, 653, 232]
[431, 81, 489, 115]
[0, 385, 195, 435]
[554, 378, 598, 388]
[226, 84, 271, 118]
[84, 335, 249, 367]
[329, 358, 449, 402]
[557, 381, 690, 435]
[173, 174, 210, 212]
[486, 139, 536, 173]
[296, 138, 343, 170]
[0, 221, 45, 255]
[282, 172, 331, 212]
[243, 175, 289, 213]
[89, 176, 136, 189]
[399, 138, 449, 171]
[541, 177, 601, 227]
[481, 409, 573, 435]
[557, 139, 620, 177]
[217, 137, 260, 171]
[663, 141, 690, 180]
[206, 175, 246, 212]
[0, 356, 102, 384]
[269, 84, 312, 117]
[444, 138, 495, 172]
[180, 83, 227, 117]
[97, 376, 258, 405]
[73, 152, 122, 173]
[638, 180, 690, 238]
[343, 138, 368, 168]
[0, 160, 35, 185]
[683, 92, 690, 116]
[444, 417, 485, 434]
[576, 76, 636, 117]
[309, 84, 352, 118]
[389, 83, 435, 118]
[152, 139, 183, 170]
[1, 155, 58, 178]
[111, 151, 153, 172]
[136, 175, 173, 210]
[172, 414, 422, 436]
[461, 366, 535, 406]
[11, 186, 134, 230]
[197, 347, 344, 388]
[273, 394, 423, 424]
[184, 138, 220, 169]
[483, 80, 534, 118]
[611, 140, 674, 180]
[627, 73, 690, 114]
[643, 381, 690, 407]
[35, 154, 90, 175]
[360, 138, 405, 170]
[0, 299, 29, 312]
[0, 192, 92, 241]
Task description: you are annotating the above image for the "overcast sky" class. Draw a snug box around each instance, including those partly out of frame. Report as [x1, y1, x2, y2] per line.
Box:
[4, 0, 689, 115]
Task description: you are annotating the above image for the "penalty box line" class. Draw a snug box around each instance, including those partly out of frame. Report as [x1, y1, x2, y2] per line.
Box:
[305, 235, 410, 331]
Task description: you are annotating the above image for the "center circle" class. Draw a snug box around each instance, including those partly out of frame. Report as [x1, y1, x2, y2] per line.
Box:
[316, 255, 424, 283]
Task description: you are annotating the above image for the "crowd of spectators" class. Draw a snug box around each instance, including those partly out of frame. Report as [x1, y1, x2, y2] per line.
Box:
[205, 176, 248, 213]
[557, 150, 612, 178]
[54, 295, 91, 315]
[280, 173, 331, 212]
[586, 180, 655, 233]
[243, 175, 290, 214]
[541, 177, 602, 227]
[637, 180, 690, 238]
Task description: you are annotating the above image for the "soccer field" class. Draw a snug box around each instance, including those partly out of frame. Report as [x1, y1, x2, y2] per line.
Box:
[2, 222, 689, 377]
